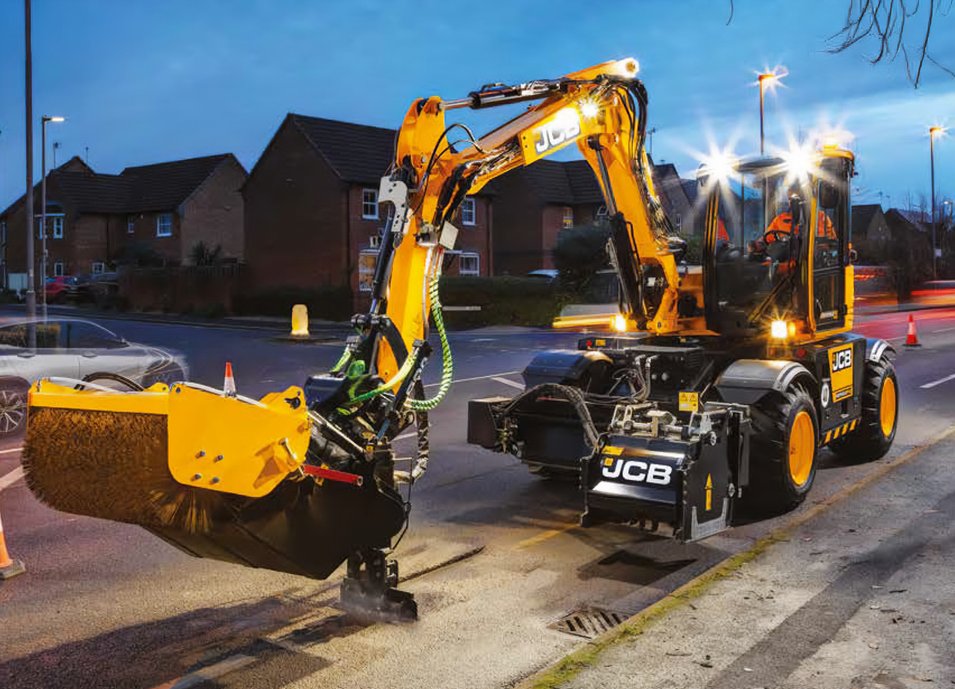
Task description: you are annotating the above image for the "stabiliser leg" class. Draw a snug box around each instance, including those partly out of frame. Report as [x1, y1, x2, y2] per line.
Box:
[340, 548, 418, 621]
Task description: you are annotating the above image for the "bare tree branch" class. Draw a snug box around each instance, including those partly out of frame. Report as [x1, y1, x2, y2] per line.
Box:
[828, 0, 952, 87]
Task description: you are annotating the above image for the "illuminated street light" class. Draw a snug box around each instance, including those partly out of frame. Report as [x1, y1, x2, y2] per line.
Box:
[757, 70, 786, 155]
[40, 114, 65, 321]
[930, 125, 946, 280]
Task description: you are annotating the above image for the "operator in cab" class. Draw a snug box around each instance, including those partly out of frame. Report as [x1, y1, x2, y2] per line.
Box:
[766, 185, 836, 241]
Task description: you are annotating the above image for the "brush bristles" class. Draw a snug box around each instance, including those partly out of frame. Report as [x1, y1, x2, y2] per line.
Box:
[23, 407, 233, 534]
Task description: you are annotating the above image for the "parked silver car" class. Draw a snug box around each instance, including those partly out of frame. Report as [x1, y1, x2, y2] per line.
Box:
[0, 318, 188, 436]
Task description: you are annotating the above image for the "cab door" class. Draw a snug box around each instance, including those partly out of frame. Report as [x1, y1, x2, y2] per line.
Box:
[811, 157, 852, 332]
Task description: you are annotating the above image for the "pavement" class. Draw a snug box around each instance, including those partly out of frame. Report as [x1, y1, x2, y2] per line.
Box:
[1, 306, 955, 688]
[548, 430, 955, 689]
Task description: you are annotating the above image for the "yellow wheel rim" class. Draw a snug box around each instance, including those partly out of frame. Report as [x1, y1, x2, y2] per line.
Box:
[879, 376, 897, 438]
[788, 410, 814, 487]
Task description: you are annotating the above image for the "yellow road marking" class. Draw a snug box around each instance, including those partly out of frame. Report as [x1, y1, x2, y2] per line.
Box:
[517, 525, 576, 549]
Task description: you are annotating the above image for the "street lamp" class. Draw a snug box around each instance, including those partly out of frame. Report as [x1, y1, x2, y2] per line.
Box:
[757, 70, 784, 155]
[40, 114, 64, 321]
[929, 125, 945, 280]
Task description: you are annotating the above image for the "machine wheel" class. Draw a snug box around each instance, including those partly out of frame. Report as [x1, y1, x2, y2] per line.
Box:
[748, 385, 818, 512]
[829, 357, 898, 462]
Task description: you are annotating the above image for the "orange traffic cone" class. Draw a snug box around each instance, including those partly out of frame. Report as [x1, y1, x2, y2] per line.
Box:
[904, 314, 921, 347]
[223, 361, 237, 397]
[0, 507, 25, 580]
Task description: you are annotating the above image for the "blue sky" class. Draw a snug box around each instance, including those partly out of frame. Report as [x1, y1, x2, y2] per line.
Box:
[1, 0, 953, 211]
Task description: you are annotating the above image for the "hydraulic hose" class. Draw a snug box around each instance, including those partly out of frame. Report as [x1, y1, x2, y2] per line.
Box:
[409, 272, 453, 412]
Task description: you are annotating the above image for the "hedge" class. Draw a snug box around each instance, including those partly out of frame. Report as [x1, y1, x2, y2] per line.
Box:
[438, 276, 565, 328]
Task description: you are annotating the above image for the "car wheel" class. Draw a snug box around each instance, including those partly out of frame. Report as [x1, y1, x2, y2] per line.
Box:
[0, 382, 28, 437]
[142, 363, 185, 388]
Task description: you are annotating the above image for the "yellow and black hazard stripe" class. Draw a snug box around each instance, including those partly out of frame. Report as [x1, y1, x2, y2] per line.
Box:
[823, 419, 859, 444]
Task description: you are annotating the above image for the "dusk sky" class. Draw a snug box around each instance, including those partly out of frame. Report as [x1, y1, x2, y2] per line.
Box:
[1, 1, 953, 213]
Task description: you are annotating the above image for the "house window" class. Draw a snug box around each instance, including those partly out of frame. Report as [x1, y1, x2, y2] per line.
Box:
[361, 189, 378, 220]
[368, 234, 381, 249]
[358, 249, 378, 292]
[91, 262, 105, 274]
[156, 213, 173, 237]
[127, 216, 136, 234]
[461, 198, 476, 226]
[561, 206, 574, 228]
[53, 262, 64, 277]
[0, 221, 6, 243]
[52, 216, 64, 239]
[459, 252, 480, 276]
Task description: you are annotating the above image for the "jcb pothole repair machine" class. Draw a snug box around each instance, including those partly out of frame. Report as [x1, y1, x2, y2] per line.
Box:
[469, 143, 900, 540]
[21, 58, 897, 619]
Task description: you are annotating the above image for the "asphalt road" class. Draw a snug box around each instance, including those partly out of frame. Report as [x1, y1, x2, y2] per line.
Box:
[2, 307, 955, 689]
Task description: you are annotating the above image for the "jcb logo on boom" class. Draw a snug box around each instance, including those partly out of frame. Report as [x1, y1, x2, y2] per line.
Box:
[602, 459, 673, 486]
[832, 349, 852, 372]
[533, 112, 581, 155]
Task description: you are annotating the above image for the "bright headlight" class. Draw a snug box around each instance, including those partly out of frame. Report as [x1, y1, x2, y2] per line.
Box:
[699, 148, 737, 183]
[579, 100, 600, 119]
[770, 319, 789, 340]
[782, 145, 815, 179]
[612, 314, 628, 332]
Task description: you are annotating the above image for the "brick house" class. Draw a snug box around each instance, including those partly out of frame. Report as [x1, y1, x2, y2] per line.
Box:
[0, 153, 246, 290]
[851, 204, 892, 264]
[487, 160, 603, 276]
[488, 159, 697, 275]
[242, 114, 494, 299]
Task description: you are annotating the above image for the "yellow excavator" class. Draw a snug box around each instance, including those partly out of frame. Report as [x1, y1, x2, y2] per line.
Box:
[22, 58, 898, 620]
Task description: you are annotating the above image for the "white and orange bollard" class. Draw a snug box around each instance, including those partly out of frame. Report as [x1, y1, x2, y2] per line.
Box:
[0, 506, 25, 580]
[904, 314, 921, 347]
[223, 361, 237, 397]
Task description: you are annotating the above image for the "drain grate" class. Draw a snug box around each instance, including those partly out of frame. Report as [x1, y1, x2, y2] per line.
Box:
[549, 608, 628, 639]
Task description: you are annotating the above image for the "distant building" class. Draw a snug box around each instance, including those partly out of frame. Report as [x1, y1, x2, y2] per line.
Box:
[650, 162, 701, 237]
[487, 158, 698, 275]
[0, 153, 246, 290]
[486, 160, 604, 275]
[242, 114, 494, 300]
[850, 204, 891, 264]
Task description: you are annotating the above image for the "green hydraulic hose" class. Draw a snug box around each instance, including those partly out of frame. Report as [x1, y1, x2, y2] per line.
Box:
[330, 347, 353, 374]
[336, 269, 453, 410]
[409, 272, 452, 412]
[346, 348, 419, 405]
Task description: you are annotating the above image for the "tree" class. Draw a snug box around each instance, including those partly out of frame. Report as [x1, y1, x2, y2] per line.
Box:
[190, 241, 223, 266]
[552, 223, 612, 293]
[828, 0, 953, 87]
[726, 1, 952, 87]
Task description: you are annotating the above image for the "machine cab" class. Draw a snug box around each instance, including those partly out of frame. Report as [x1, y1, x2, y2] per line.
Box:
[698, 146, 855, 342]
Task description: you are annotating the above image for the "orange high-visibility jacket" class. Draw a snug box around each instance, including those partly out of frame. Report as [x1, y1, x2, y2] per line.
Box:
[766, 211, 836, 240]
